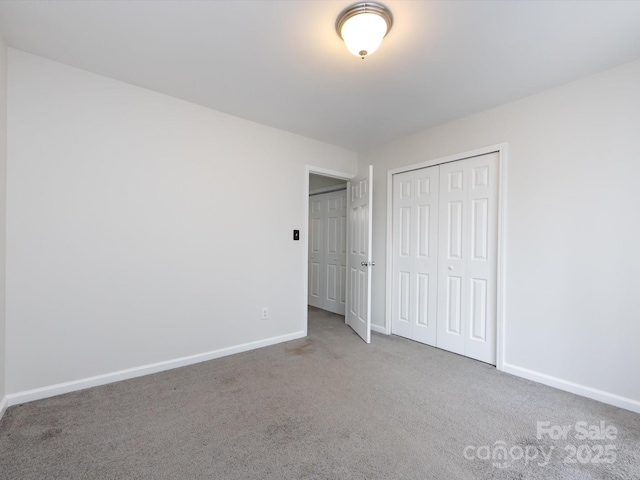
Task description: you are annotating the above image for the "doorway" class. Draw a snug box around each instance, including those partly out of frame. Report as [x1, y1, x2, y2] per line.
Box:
[303, 166, 374, 344]
[308, 177, 348, 315]
[307, 173, 347, 316]
[302, 168, 353, 338]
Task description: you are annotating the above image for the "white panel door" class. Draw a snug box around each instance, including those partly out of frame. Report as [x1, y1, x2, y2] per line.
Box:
[323, 190, 347, 315]
[436, 163, 467, 356]
[308, 197, 324, 309]
[346, 166, 373, 343]
[436, 153, 498, 364]
[391, 170, 414, 340]
[391, 166, 439, 345]
[461, 153, 499, 364]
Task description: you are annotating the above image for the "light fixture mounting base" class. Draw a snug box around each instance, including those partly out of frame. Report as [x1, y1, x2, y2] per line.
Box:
[335, 2, 393, 40]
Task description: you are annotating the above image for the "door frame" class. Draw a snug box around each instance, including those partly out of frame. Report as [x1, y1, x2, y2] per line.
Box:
[384, 144, 508, 370]
[303, 166, 355, 336]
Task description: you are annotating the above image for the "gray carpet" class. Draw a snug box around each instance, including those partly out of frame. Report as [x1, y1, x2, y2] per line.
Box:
[1, 307, 639, 479]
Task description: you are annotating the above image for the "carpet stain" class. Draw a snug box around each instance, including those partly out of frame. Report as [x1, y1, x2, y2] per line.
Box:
[221, 376, 236, 386]
[39, 427, 63, 442]
[264, 420, 296, 437]
[262, 418, 307, 447]
[286, 339, 314, 356]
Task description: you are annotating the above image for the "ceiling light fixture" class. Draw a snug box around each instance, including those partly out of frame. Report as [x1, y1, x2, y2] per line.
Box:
[336, 2, 393, 59]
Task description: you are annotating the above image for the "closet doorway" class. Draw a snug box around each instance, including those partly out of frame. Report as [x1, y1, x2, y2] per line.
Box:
[308, 174, 348, 315]
[389, 150, 504, 365]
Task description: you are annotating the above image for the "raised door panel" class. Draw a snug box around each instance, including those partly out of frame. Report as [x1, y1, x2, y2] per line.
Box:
[469, 278, 488, 341]
[399, 206, 412, 257]
[326, 216, 339, 254]
[349, 266, 358, 318]
[398, 271, 411, 324]
[310, 262, 322, 297]
[416, 273, 430, 328]
[326, 264, 338, 302]
[447, 201, 463, 259]
[445, 276, 462, 335]
[416, 205, 430, 259]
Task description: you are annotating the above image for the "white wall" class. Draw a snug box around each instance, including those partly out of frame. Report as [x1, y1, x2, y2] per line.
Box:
[360, 59, 640, 410]
[6, 50, 357, 396]
[0, 35, 7, 412]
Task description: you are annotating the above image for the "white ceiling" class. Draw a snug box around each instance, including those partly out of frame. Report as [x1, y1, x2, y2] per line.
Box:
[1, 1, 640, 151]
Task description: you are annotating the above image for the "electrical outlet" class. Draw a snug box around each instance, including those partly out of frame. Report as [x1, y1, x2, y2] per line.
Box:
[262, 307, 269, 320]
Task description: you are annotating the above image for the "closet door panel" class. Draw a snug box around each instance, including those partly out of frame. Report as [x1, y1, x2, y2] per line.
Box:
[436, 153, 498, 364]
[412, 167, 439, 345]
[308, 197, 324, 308]
[436, 163, 468, 356]
[391, 171, 415, 339]
[391, 167, 438, 345]
[462, 154, 498, 364]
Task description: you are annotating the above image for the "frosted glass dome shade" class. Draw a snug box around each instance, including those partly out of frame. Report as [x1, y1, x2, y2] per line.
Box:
[335, 3, 393, 59]
[341, 13, 388, 58]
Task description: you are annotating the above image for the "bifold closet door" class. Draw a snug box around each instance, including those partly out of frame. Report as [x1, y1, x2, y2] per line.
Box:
[437, 153, 499, 364]
[391, 166, 439, 345]
[391, 152, 499, 365]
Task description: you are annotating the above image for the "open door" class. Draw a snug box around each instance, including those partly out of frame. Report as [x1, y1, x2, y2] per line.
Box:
[346, 165, 373, 343]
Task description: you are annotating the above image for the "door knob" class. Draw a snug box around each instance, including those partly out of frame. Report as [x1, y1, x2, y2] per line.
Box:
[448, 265, 454, 270]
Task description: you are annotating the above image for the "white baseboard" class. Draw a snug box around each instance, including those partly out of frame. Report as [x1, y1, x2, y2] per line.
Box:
[502, 362, 640, 414]
[371, 324, 387, 335]
[0, 395, 8, 420]
[6, 331, 306, 407]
